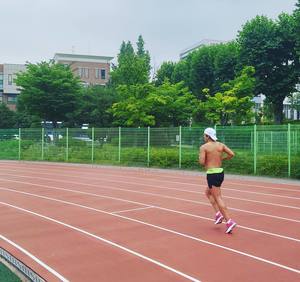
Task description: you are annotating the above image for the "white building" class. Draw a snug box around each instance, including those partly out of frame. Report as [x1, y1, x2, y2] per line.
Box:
[180, 39, 225, 59]
[253, 92, 300, 121]
[0, 64, 26, 110]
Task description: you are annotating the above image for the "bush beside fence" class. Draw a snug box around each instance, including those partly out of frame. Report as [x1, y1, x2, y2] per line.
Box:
[0, 125, 299, 179]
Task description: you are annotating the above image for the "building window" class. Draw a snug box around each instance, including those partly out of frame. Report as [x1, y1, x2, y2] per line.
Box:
[78, 68, 89, 79]
[101, 69, 106, 80]
[8, 74, 13, 85]
[7, 96, 17, 104]
[95, 68, 106, 79]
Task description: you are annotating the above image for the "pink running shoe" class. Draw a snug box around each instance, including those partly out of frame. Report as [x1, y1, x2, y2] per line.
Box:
[215, 211, 224, 225]
[225, 219, 237, 234]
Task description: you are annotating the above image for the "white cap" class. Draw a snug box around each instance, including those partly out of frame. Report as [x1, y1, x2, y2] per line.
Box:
[204, 128, 217, 141]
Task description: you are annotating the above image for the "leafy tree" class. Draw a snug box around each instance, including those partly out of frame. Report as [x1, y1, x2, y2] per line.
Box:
[148, 81, 198, 127]
[0, 103, 16, 128]
[110, 84, 155, 127]
[238, 14, 300, 124]
[110, 36, 151, 86]
[204, 67, 256, 125]
[110, 81, 198, 127]
[16, 61, 82, 127]
[155, 61, 176, 86]
[70, 86, 117, 127]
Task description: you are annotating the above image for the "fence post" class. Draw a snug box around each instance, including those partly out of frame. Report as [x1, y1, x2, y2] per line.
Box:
[91, 127, 95, 163]
[147, 126, 150, 167]
[18, 128, 21, 160]
[118, 127, 121, 163]
[41, 128, 44, 160]
[66, 128, 69, 162]
[179, 126, 182, 169]
[254, 124, 257, 174]
[288, 123, 291, 177]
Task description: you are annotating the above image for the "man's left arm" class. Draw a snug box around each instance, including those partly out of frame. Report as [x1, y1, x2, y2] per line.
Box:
[199, 146, 206, 166]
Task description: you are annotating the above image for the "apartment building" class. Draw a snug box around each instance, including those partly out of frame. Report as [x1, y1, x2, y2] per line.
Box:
[54, 53, 113, 86]
[0, 63, 26, 110]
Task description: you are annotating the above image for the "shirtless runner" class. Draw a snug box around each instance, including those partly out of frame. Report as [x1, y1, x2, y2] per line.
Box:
[199, 128, 237, 234]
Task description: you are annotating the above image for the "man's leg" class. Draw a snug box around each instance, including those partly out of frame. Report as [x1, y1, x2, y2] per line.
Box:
[210, 186, 230, 221]
[205, 188, 219, 213]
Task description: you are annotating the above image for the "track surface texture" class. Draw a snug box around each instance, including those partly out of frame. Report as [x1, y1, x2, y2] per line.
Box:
[0, 161, 299, 282]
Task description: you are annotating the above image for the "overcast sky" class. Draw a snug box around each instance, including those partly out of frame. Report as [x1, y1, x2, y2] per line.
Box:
[0, 0, 297, 69]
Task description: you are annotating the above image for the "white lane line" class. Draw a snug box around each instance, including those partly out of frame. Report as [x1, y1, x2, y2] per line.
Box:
[1, 167, 299, 201]
[0, 201, 200, 282]
[0, 186, 299, 243]
[2, 163, 299, 193]
[0, 176, 299, 224]
[1, 164, 300, 198]
[0, 192, 300, 276]
[112, 206, 154, 214]
[0, 234, 69, 282]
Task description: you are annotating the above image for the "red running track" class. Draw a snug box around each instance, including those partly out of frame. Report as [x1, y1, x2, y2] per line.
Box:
[0, 161, 299, 281]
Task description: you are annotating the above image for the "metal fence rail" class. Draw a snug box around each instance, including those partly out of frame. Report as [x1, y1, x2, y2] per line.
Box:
[0, 125, 299, 179]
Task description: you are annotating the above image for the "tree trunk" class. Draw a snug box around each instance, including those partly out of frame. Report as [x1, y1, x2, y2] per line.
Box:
[273, 100, 284, 124]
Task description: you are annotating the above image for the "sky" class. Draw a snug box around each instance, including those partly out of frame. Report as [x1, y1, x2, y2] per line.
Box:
[0, 0, 297, 69]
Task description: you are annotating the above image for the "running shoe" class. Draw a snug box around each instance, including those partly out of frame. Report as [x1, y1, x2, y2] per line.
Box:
[215, 211, 224, 224]
[225, 219, 237, 234]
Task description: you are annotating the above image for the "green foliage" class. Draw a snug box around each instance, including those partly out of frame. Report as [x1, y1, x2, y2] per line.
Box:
[155, 61, 176, 86]
[68, 86, 117, 127]
[110, 36, 151, 86]
[15, 61, 82, 127]
[110, 81, 198, 127]
[0, 103, 16, 128]
[238, 14, 300, 124]
[203, 67, 256, 125]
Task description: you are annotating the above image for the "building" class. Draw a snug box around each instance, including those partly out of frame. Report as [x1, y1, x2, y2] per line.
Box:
[253, 92, 300, 121]
[0, 63, 26, 110]
[54, 53, 114, 86]
[180, 39, 225, 59]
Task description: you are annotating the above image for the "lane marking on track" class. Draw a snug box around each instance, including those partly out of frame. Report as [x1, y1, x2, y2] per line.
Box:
[0, 167, 299, 201]
[112, 206, 154, 214]
[0, 183, 300, 243]
[0, 234, 69, 282]
[0, 201, 201, 282]
[0, 176, 299, 224]
[0, 192, 300, 275]
[1, 163, 299, 193]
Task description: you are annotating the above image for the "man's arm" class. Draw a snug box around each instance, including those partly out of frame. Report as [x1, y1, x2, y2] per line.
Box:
[199, 146, 206, 166]
[222, 144, 235, 161]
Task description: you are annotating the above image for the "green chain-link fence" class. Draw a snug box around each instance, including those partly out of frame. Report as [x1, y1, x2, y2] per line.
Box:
[0, 125, 299, 179]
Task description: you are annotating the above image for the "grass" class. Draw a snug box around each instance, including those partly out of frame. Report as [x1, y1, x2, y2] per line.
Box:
[1, 139, 299, 179]
[0, 262, 21, 282]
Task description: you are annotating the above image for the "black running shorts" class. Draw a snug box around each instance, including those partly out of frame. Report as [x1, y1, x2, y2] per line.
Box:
[207, 172, 224, 188]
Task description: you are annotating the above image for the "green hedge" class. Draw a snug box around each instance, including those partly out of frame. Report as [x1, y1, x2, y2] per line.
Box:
[1, 140, 300, 179]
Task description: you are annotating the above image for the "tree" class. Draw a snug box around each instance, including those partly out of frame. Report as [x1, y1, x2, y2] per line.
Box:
[204, 67, 256, 125]
[0, 103, 16, 128]
[172, 42, 239, 100]
[70, 86, 117, 127]
[16, 61, 82, 127]
[110, 36, 151, 86]
[148, 81, 198, 127]
[110, 84, 155, 127]
[110, 81, 198, 127]
[238, 14, 300, 124]
[155, 61, 176, 86]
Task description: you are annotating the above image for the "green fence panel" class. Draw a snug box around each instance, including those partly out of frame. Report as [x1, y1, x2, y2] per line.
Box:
[0, 125, 299, 179]
[68, 128, 93, 163]
[93, 128, 120, 164]
[0, 129, 19, 160]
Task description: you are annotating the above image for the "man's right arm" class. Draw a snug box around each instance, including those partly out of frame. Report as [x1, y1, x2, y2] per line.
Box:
[222, 144, 235, 161]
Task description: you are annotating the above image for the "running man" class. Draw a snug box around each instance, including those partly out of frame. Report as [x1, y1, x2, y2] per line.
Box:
[199, 128, 237, 234]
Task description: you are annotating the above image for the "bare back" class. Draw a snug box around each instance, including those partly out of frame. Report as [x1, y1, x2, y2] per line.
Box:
[199, 141, 234, 169]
